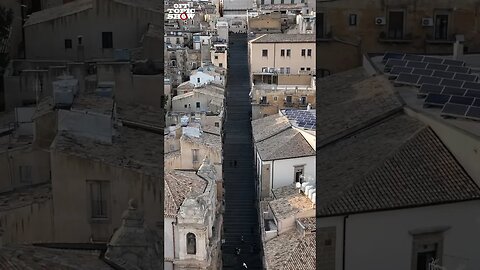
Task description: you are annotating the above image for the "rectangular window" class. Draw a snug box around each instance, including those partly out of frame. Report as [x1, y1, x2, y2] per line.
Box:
[192, 149, 199, 162]
[300, 67, 305, 71]
[215, 55, 218, 59]
[214, 122, 219, 127]
[307, 49, 312, 56]
[286, 49, 291, 57]
[197, 78, 201, 83]
[64, 39, 72, 49]
[274, 96, 277, 101]
[262, 49, 268, 57]
[176, 37, 180, 43]
[411, 231, 444, 270]
[280, 0, 284, 3]
[306, 67, 311, 71]
[280, 67, 285, 74]
[77, 36, 83, 45]
[88, 180, 109, 219]
[301, 96, 306, 105]
[435, 14, 449, 40]
[286, 67, 290, 74]
[301, 49, 306, 56]
[388, 11, 404, 39]
[261, 0, 264, 4]
[281, 49, 285, 57]
[102, 32, 113, 49]
[349, 14, 357, 26]
[19, 165, 32, 183]
[286, 95, 292, 103]
[196, 101, 200, 108]
[291, 0, 294, 3]
[219, 63, 223, 67]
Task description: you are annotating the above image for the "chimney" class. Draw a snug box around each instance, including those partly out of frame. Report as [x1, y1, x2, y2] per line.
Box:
[453, 34, 465, 60]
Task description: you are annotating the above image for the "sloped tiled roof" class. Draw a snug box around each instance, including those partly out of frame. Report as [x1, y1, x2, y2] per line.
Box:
[264, 227, 315, 270]
[25, 0, 93, 27]
[0, 245, 113, 269]
[164, 170, 207, 218]
[252, 114, 291, 142]
[317, 68, 402, 147]
[256, 128, 315, 161]
[317, 114, 480, 216]
[251, 34, 315, 43]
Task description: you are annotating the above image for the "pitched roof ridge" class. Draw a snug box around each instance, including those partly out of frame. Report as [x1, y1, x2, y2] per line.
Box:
[321, 126, 480, 216]
[256, 125, 292, 143]
[318, 107, 403, 149]
[321, 126, 427, 208]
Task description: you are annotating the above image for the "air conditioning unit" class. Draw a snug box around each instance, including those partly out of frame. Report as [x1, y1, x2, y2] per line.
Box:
[422, 18, 434, 27]
[375, 17, 386, 25]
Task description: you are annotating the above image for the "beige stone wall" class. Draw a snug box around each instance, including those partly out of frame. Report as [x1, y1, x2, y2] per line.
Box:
[180, 137, 222, 172]
[50, 150, 163, 243]
[24, 0, 162, 60]
[318, 0, 480, 73]
[0, 147, 51, 192]
[34, 111, 57, 149]
[249, 16, 282, 31]
[0, 196, 54, 245]
[250, 41, 315, 74]
[277, 74, 312, 85]
[211, 51, 228, 69]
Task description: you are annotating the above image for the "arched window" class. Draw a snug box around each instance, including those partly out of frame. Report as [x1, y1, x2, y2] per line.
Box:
[186, 233, 196, 254]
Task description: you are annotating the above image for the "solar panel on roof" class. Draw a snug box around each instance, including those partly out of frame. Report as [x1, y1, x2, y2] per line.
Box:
[453, 73, 477, 82]
[441, 103, 469, 117]
[465, 90, 480, 98]
[466, 106, 480, 120]
[418, 84, 443, 96]
[463, 82, 480, 90]
[427, 63, 448, 71]
[433, 70, 455, 79]
[404, 54, 424, 61]
[474, 98, 480, 107]
[449, 95, 474, 106]
[390, 66, 413, 75]
[382, 52, 405, 62]
[395, 73, 420, 85]
[447, 65, 470, 74]
[423, 93, 451, 107]
[418, 76, 442, 86]
[385, 59, 407, 68]
[406, 61, 428, 69]
[423, 56, 444, 64]
[440, 79, 464, 88]
[442, 86, 465, 96]
[442, 59, 465, 66]
[412, 68, 434, 76]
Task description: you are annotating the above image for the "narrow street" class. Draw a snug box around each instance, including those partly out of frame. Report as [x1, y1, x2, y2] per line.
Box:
[221, 33, 264, 269]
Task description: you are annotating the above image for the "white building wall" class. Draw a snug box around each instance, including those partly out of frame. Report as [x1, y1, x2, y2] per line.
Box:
[344, 201, 480, 270]
[317, 216, 345, 270]
[190, 72, 215, 87]
[271, 155, 315, 189]
[164, 217, 175, 269]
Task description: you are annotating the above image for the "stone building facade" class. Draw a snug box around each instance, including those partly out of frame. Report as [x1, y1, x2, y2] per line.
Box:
[318, 0, 480, 74]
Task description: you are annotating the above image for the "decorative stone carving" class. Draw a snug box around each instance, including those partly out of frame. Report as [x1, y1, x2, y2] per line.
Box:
[104, 199, 162, 270]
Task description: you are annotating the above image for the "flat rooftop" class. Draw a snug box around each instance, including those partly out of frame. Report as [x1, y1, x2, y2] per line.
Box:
[269, 184, 314, 220]
[52, 126, 163, 177]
